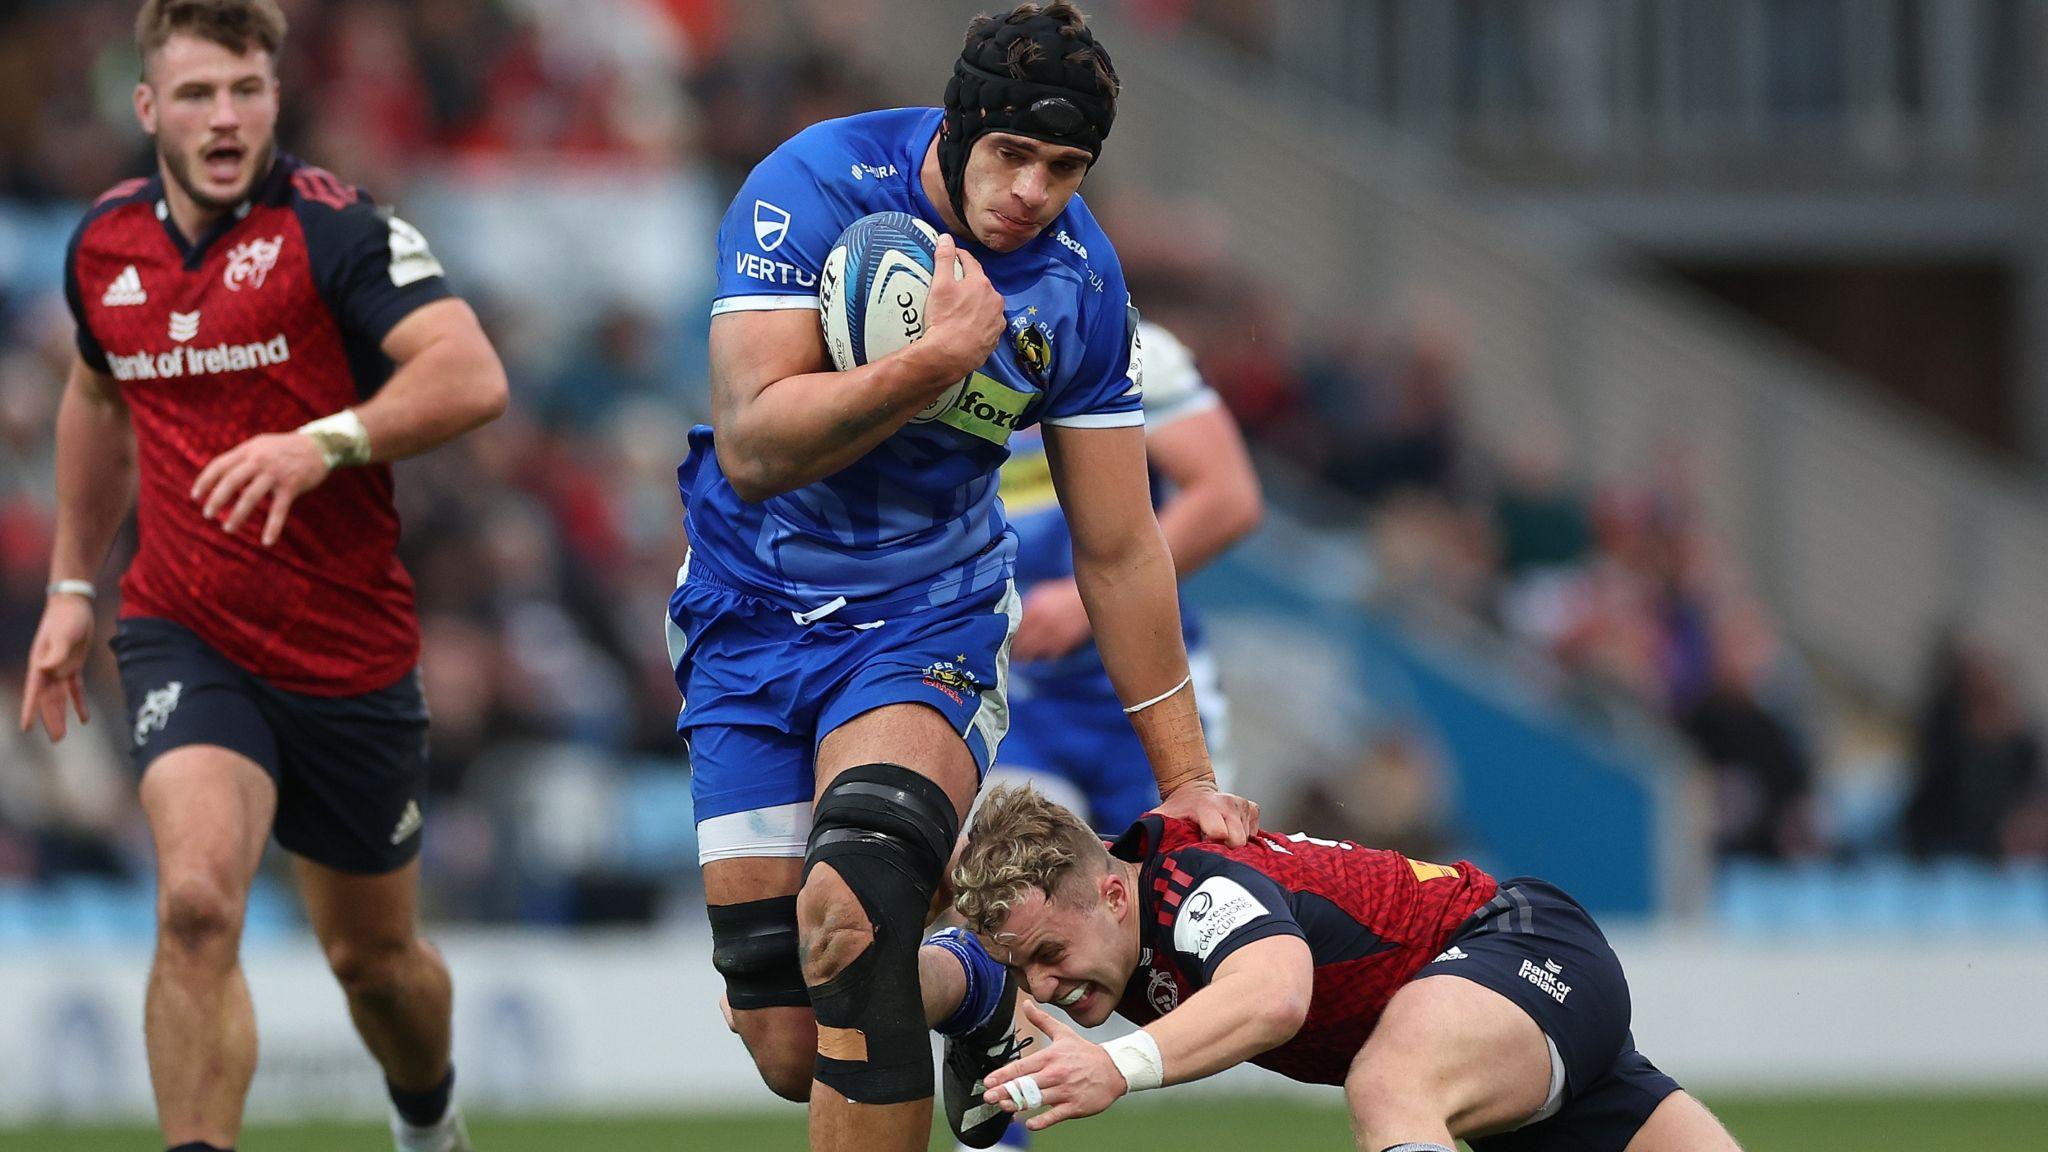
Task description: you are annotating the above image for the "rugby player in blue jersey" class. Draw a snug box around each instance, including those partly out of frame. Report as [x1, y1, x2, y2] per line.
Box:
[670, 5, 1259, 1151]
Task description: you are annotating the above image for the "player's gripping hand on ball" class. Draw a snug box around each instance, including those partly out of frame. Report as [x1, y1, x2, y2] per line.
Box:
[909, 233, 1007, 386]
[983, 1001, 1129, 1132]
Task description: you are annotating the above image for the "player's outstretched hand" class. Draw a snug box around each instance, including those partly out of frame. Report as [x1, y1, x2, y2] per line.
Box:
[20, 592, 94, 741]
[982, 1000, 1127, 1132]
[1012, 578, 1093, 662]
[1153, 781, 1261, 847]
[920, 234, 1005, 382]
[191, 431, 336, 547]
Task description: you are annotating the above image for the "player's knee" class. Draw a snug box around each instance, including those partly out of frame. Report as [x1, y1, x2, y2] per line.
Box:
[155, 874, 244, 963]
[322, 934, 413, 1002]
[796, 866, 875, 986]
[800, 763, 961, 1104]
[710, 895, 810, 1011]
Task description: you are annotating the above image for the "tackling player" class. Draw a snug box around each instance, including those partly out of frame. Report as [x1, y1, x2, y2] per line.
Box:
[993, 317, 1260, 831]
[950, 785, 1745, 1152]
[19, 4, 506, 1151]
[673, 4, 1257, 1150]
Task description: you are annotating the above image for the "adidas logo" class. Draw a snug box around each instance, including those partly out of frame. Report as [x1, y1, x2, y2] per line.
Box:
[102, 265, 147, 306]
[168, 310, 200, 342]
[1433, 945, 1469, 962]
[389, 799, 423, 845]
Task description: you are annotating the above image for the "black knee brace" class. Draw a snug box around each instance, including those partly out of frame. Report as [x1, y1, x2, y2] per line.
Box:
[802, 763, 960, 1104]
[708, 895, 808, 1010]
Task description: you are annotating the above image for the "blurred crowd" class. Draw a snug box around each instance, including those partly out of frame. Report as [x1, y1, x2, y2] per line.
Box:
[2, 1, 2044, 936]
[1100, 187, 2048, 870]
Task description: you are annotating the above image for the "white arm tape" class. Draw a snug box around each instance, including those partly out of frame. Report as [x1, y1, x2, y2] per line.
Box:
[1102, 1030, 1164, 1093]
[297, 408, 372, 468]
[1122, 674, 1191, 715]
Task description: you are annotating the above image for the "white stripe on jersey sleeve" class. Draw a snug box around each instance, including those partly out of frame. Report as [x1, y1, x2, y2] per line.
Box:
[1040, 410, 1147, 429]
[710, 294, 821, 316]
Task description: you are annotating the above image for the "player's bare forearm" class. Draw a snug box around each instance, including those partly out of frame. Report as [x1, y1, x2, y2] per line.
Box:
[1149, 407, 1264, 578]
[355, 298, 508, 461]
[723, 351, 960, 498]
[48, 357, 136, 584]
[1072, 519, 1214, 789]
[1140, 936, 1313, 1086]
[709, 310, 961, 501]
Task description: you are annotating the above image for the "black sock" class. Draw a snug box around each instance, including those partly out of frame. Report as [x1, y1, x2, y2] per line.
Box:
[387, 1065, 456, 1128]
[167, 1143, 232, 1152]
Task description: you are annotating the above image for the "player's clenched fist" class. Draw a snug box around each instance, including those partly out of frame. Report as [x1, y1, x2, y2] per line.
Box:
[918, 233, 1006, 382]
[982, 1000, 1128, 1131]
[191, 431, 336, 547]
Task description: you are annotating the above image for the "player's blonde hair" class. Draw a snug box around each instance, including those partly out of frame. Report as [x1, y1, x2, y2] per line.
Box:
[952, 784, 1112, 935]
[136, 0, 287, 73]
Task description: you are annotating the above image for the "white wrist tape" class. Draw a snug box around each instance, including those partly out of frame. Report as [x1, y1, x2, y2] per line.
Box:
[1122, 674, 1191, 715]
[297, 409, 372, 468]
[46, 579, 96, 601]
[1101, 1030, 1164, 1093]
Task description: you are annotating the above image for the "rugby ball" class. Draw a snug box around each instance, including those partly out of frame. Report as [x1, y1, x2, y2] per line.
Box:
[819, 212, 965, 422]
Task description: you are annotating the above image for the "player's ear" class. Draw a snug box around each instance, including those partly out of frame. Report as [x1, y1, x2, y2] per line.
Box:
[1101, 869, 1126, 919]
[134, 80, 157, 135]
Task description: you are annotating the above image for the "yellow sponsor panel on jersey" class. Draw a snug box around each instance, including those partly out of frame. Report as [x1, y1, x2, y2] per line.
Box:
[999, 443, 1059, 514]
[1407, 857, 1460, 883]
[936, 372, 1034, 446]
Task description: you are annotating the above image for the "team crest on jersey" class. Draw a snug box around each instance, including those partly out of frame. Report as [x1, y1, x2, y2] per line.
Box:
[223, 234, 284, 291]
[921, 657, 983, 704]
[1010, 313, 1054, 383]
[1145, 967, 1180, 1014]
[753, 200, 792, 252]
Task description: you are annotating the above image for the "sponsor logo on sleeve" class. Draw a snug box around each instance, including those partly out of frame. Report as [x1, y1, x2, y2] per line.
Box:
[753, 200, 792, 252]
[1170, 875, 1270, 962]
[1054, 229, 1089, 260]
[848, 161, 900, 181]
[386, 214, 444, 287]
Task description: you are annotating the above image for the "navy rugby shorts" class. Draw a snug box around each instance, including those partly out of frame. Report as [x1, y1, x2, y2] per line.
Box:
[112, 616, 430, 874]
[1413, 877, 1682, 1152]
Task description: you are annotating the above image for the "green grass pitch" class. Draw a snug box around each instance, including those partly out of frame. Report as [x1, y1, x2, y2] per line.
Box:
[11, 1093, 2045, 1150]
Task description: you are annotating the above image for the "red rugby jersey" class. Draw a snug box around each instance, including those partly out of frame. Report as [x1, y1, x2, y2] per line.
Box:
[64, 156, 452, 695]
[1111, 816, 1498, 1085]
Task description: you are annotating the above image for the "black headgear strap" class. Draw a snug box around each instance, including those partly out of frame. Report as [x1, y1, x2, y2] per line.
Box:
[938, 15, 1116, 235]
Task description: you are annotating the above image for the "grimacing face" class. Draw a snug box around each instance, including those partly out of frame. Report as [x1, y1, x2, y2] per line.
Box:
[136, 33, 280, 215]
[977, 869, 1140, 1028]
[960, 131, 1092, 253]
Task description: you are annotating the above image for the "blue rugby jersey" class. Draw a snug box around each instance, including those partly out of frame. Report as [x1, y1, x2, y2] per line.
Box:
[686, 107, 1143, 616]
[1003, 322, 1217, 688]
